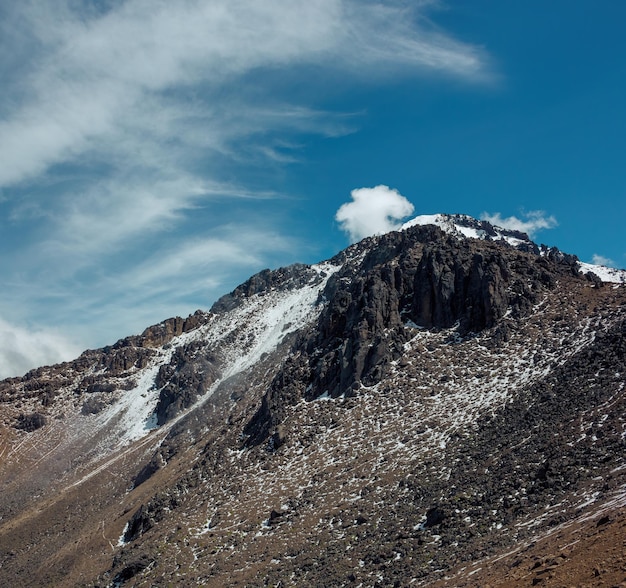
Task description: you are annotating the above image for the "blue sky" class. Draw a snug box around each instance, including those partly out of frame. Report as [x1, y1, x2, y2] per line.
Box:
[1, 0, 625, 377]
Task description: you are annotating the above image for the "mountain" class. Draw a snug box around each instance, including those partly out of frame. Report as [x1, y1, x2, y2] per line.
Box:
[0, 214, 625, 587]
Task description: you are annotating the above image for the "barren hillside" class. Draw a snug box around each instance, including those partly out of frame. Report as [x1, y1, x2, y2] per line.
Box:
[1, 217, 625, 587]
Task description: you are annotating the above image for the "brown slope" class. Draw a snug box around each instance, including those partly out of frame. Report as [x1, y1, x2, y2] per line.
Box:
[100, 234, 624, 586]
[433, 498, 626, 588]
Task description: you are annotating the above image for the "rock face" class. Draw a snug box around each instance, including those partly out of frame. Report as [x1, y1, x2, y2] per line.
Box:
[243, 225, 578, 447]
[0, 216, 625, 588]
[153, 342, 220, 425]
[139, 311, 210, 347]
[210, 263, 323, 313]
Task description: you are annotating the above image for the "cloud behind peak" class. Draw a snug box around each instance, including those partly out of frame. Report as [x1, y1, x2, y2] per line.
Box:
[336, 185, 415, 242]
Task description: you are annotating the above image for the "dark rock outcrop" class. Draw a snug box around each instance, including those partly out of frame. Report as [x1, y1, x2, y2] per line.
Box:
[153, 341, 220, 425]
[138, 310, 209, 347]
[111, 555, 156, 585]
[14, 411, 47, 432]
[243, 225, 581, 446]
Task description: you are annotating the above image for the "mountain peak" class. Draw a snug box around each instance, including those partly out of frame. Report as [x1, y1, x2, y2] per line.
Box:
[400, 212, 626, 283]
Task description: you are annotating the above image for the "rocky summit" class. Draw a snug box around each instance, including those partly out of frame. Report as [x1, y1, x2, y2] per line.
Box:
[1, 215, 625, 587]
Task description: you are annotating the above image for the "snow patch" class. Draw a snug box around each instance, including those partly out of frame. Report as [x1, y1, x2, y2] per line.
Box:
[578, 262, 626, 284]
[94, 345, 175, 447]
[117, 522, 129, 547]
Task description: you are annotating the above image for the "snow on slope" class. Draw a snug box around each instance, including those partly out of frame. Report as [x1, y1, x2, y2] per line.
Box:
[402, 214, 485, 239]
[93, 344, 175, 447]
[0, 260, 342, 489]
[578, 261, 626, 284]
[91, 261, 341, 450]
[212, 261, 340, 380]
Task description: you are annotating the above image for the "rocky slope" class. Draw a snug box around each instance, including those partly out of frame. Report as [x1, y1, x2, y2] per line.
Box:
[0, 215, 625, 587]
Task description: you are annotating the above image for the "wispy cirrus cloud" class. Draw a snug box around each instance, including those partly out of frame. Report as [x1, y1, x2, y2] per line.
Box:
[0, 0, 491, 376]
[0, 0, 489, 190]
[480, 211, 558, 239]
[114, 229, 293, 301]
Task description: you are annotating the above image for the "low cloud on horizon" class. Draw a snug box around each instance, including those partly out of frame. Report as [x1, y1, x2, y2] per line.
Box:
[0, 318, 80, 380]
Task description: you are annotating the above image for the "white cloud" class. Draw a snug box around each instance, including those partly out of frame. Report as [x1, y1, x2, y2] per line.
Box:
[591, 254, 616, 268]
[336, 185, 415, 243]
[0, 317, 80, 379]
[480, 211, 558, 238]
[53, 175, 207, 255]
[339, 2, 487, 79]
